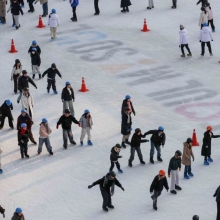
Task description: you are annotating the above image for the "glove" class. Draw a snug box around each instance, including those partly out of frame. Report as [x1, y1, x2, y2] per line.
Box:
[133, 113, 135, 116]
[35, 86, 37, 89]
[78, 123, 81, 127]
[88, 185, 93, 189]
[121, 186, 125, 191]
[179, 168, 181, 171]
[0, 206, 5, 214]
[34, 1, 37, 4]
[146, 139, 149, 142]
[56, 125, 59, 129]
[73, 99, 75, 102]
[119, 155, 123, 158]
[150, 191, 153, 194]
[168, 175, 170, 178]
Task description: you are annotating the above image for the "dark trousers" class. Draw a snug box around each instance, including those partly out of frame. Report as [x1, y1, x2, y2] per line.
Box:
[208, 19, 215, 30]
[201, 41, 212, 55]
[217, 202, 220, 220]
[181, 44, 191, 55]
[1, 17, 6, 22]
[42, 2, 48, 16]
[0, 116, 13, 128]
[172, 0, 177, 7]
[109, 161, 121, 171]
[28, 0, 34, 11]
[122, 6, 129, 11]
[129, 147, 143, 162]
[18, 0, 24, 5]
[72, 7, 77, 20]
[151, 190, 161, 208]
[13, 74, 20, 93]
[100, 188, 112, 208]
[94, 0, 100, 13]
[19, 143, 28, 157]
[28, 129, 35, 142]
[184, 165, 191, 176]
[12, 14, 15, 24]
[47, 79, 56, 91]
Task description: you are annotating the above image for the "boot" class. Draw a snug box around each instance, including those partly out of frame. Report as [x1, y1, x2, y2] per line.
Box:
[121, 9, 126, 12]
[147, 7, 151, 9]
[70, 140, 76, 145]
[208, 157, 213, 162]
[210, 53, 213, 56]
[212, 29, 215, 32]
[125, 139, 130, 145]
[103, 207, 108, 212]
[184, 175, 189, 179]
[175, 185, 182, 190]
[39, 74, 41, 79]
[204, 159, 209, 165]
[108, 204, 114, 209]
[49, 150, 53, 155]
[170, 190, 177, 194]
[63, 145, 67, 149]
[187, 53, 192, 56]
[25, 154, 29, 158]
[32, 74, 35, 79]
[181, 54, 185, 57]
[53, 90, 58, 94]
[188, 172, 194, 177]
[140, 160, 145, 164]
[121, 142, 126, 148]
[153, 206, 158, 210]
[21, 154, 24, 159]
[88, 140, 93, 146]
[47, 89, 50, 94]
[150, 157, 154, 164]
[128, 161, 132, 167]
[31, 140, 37, 145]
[118, 169, 123, 173]
[126, 8, 129, 12]
[80, 141, 83, 146]
[157, 156, 163, 162]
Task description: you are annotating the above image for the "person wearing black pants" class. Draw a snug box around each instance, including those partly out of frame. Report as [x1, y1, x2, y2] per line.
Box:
[27, 0, 34, 12]
[172, 0, 177, 8]
[72, 7, 77, 21]
[200, 23, 213, 56]
[213, 185, 220, 220]
[179, 25, 192, 57]
[70, 0, 78, 21]
[0, 100, 14, 129]
[120, 0, 131, 12]
[109, 144, 123, 173]
[94, 0, 99, 15]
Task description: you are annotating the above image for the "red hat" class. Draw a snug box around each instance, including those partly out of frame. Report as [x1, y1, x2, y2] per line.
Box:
[207, 126, 212, 131]
[159, 170, 165, 176]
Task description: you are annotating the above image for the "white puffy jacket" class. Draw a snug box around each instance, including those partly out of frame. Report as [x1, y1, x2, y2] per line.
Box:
[179, 29, 189, 45]
[200, 26, 213, 42]
[205, 6, 213, 20]
[48, 13, 60, 27]
[198, 11, 208, 26]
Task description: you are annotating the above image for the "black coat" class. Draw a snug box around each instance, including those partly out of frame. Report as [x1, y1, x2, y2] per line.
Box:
[61, 86, 75, 101]
[168, 156, 181, 175]
[18, 75, 37, 91]
[17, 129, 29, 144]
[121, 112, 132, 135]
[130, 132, 147, 148]
[197, 0, 207, 6]
[201, 131, 220, 156]
[42, 68, 62, 79]
[57, 115, 79, 130]
[110, 147, 122, 162]
[121, 0, 131, 8]
[28, 45, 41, 55]
[11, 2, 23, 15]
[150, 175, 169, 192]
[31, 52, 41, 66]
[214, 186, 220, 202]
[17, 114, 32, 130]
[0, 101, 13, 120]
[144, 130, 166, 146]
[11, 212, 25, 220]
[121, 99, 135, 115]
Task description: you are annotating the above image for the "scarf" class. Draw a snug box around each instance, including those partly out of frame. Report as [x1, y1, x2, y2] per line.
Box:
[20, 128, 26, 135]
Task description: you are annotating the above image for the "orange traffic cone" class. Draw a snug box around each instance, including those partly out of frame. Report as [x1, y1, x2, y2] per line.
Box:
[79, 77, 89, 92]
[9, 39, 17, 53]
[141, 19, 150, 32]
[192, 129, 199, 146]
[36, 15, 45, 28]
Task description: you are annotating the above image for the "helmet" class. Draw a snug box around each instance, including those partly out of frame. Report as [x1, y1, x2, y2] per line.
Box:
[65, 81, 70, 85]
[42, 118, 48, 123]
[175, 150, 182, 156]
[187, 138, 193, 144]
[15, 59, 20, 63]
[158, 126, 164, 131]
[21, 109, 27, 113]
[52, 8, 56, 13]
[21, 123, 27, 128]
[207, 126, 212, 131]
[159, 170, 165, 176]
[109, 171, 116, 177]
[84, 109, 90, 114]
[22, 70, 27, 74]
[32, 48, 37, 51]
[51, 63, 56, 68]
[203, 22, 208, 27]
[15, 208, 22, 214]
[192, 215, 199, 220]
[65, 109, 71, 114]
[135, 128, 141, 133]
[6, 100, 11, 106]
[180, 24, 184, 29]
[125, 95, 131, 99]
[32, 40, 37, 45]
[114, 143, 121, 148]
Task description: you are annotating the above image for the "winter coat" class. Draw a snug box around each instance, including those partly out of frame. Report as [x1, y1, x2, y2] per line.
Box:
[201, 131, 220, 156]
[0, 101, 13, 120]
[11, 212, 25, 220]
[39, 122, 52, 138]
[182, 142, 194, 166]
[130, 132, 147, 148]
[31, 52, 41, 66]
[205, 6, 213, 20]
[110, 147, 122, 162]
[61, 86, 75, 101]
[121, 112, 132, 135]
[144, 130, 166, 146]
[11, 1, 23, 15]
[0, 205, 4, 215]
[42, 68, 62, 79]
[79, 114, 93, 129]
[17, 114, 32, 130]
[214, 186, 220, 203]
[11, 65, 22, 77]
[179, 29, 189, 45]
[28, 45, 41, 55]
[150, 175, 169, 192]
[21, 92, 34, 118]
[0, 0, 7, 17]
[198, 11, 208, 26]
[48, 13, 59, 27]
[18, 75, 37, 91]
[200, 26, 213, 42]
[120, 0, 131, 8]
[17, 129, 29, 145]
[70, 0, 78, 7]
[168, 156, 181, 175]
[57, 115, 79, 130]
[121, 99, 135, 115]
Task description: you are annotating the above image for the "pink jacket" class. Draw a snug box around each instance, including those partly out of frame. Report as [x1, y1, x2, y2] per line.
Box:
[39, 123, 52, 138]
[205, 6, 213, 20]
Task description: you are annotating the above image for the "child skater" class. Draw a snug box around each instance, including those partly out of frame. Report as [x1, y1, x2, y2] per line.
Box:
[109, 144, 123, 173]
[17, 123, 29, 159]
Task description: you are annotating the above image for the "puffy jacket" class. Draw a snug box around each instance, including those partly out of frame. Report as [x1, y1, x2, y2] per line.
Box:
[17, 129, 29, 145]
[39, 123, 52, 138]
[57, 115, 79, 130]
[31, 52, 41, 66]
[205, 6, 213, 20]
[179, 28, 189, 45]
[42, 68, 62, 79]
[200, 26, 213, 42]
[69, 0, 79, 7]
[18, 75, 37, 91]
[150, 175, 169, 192]
[110, 147, 122, 162]
[144, 130, 166, 146]
[28, 45, 41, 55]
[130, 132, 147, 148]
[198, 11, 208, 26]
[61, 86, 75, 101]
[0, 101, 13, 119]
[17, 114, 33, 130]
[11, 1, 23, 15]
[79, 114, 93, 129]
[48, 13, 59, 27]
[168, 156, 181, 175]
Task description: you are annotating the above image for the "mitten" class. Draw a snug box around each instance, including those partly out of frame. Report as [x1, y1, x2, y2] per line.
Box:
[168, 175, 170, 178]
[56, 125, 59, 129]
[88, 185, 93, 189]
[35, 86, 37, 89]
[120, 186, 125, 191]
[179, 168, 181, 171]
[78, 123, 81, 127]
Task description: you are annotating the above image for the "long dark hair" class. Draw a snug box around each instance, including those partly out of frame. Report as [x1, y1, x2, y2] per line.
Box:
[201, 7, 207, 14]
[13, 59, 22, 69]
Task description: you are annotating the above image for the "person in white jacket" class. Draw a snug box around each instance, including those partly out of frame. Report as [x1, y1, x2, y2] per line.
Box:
[205, 3, 215, 32]
[0, 146, 3, 173]
[179, 25, 192, 57]
[200, 23, 213, 56]
[147, 0, 154, 9]
[48, 8, 59, 40]
[21, 87, 34, 118]
[198, 7, 208, 29]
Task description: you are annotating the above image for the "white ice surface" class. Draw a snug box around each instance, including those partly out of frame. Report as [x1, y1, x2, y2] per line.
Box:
[0, 0, 220, 219]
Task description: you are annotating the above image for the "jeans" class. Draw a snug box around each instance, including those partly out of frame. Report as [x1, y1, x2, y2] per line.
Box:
[151, 190, 161, 208]
[181, 44, 191, 55]
[109, 161, 121, 171]
[63, 129, 74, 147]
[42, 2, 48, 16]
[170, 170, 179, 191]
[184, 165, 191, 176]
[100, 188, 112, 208]
[0, 116, 13, 128]
[47, 79, 56, 91]
[38, 137, 52, 153]
[19, 143, 28, 157]
[129, 147, 143, 162]
[94, 0, 100, 13]
[63, 100, 74, 115]
[150, 141, 161, 158]
[201, 41, 212, 55]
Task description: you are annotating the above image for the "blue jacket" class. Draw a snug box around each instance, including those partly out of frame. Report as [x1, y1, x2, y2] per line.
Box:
[70, 0, 79, 7]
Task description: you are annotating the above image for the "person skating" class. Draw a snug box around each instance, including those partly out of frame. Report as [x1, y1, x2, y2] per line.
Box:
[17, 109, 37, 144]
[94, 0, 99, 15]
[205, 3, 215, 32]
[120, 0, 131, 12]
[128, 128, 149, 167]
[34, 0, 48, 17]
[192, 216, 199, 220]
[27, 0, 34, 12]
[110, 144, 123, 173]
[0, 146, 3, 174]
[48, 8, 59, 40]
[144, 126, 166, 164]
[56, 109, 80, 149]
[147, 0, 154, 9]
[88, 171, 124, 212]
[213, 185, 220, 220]
[121, 107, 132, 148]
[18, 123, 30, 159]
[61, 81, 75, 115]
[11, 59, 22, 94]
[0, 0, 7, 24]
[31, 48, 41, 79]
[182, 138, 194, 179]
[42, 63, 62, 94]
[0, 205, 5, 218]
[17, 70, 37, 103]
[11, 0, 23, 29]
[28, 40, 41, 55]
[179, 25, 192, 57]
[11, 207, 25, 220]
[150, 170, 169, 210]
[201, 126, 220, 165]
[69, 0, 78, 22]
[20, 87, 34, 118]
[121, 95, 135, 116]
[0, 100, 14, 129]
[38, 118, 53, 155]
[79, 109, 93, 146]
[168, 150, 182, 194]
[198, 7, 208, 29]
